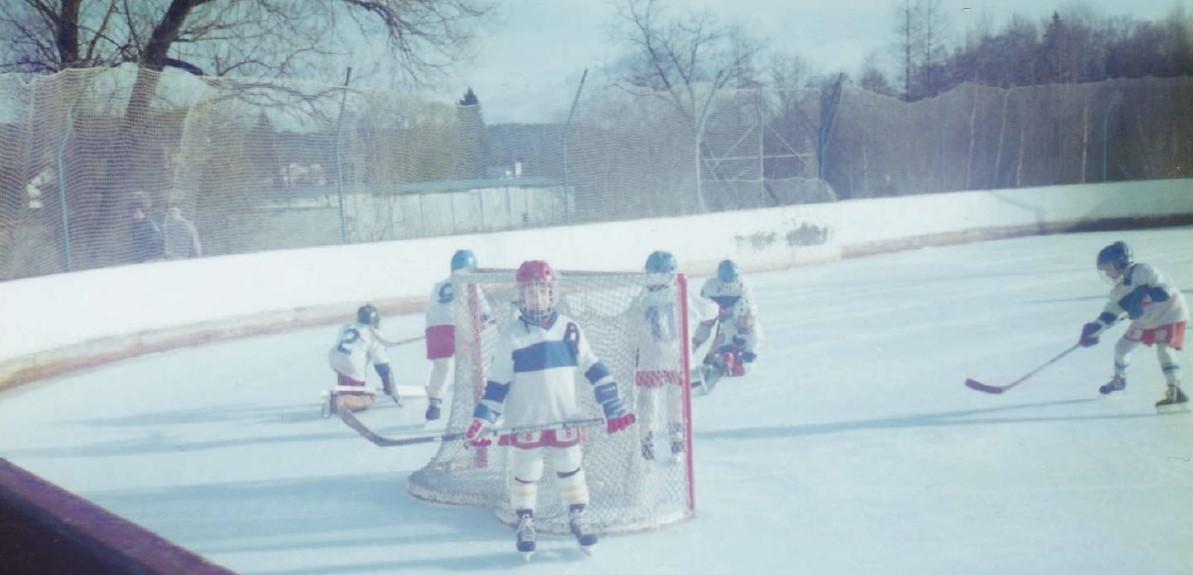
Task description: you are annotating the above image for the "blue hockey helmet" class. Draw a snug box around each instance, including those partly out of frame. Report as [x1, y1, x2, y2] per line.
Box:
[357, 304, 380, 327]
[645, 250, 678, 274]
[1096, 241, 1133, 274]
[451, 249, 477, 272]
[717, 259, 740, 283]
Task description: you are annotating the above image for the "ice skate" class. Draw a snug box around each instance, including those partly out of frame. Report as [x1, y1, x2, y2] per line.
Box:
[320, 391, 336, 418]
[641, 432, 655, 461]
[514, 509, 536, 559]
[668, 423, 685, 463]
[424, 397, 442, 422]
[1156, 384, 1189, 413]
[569, 504, 598, 553]
[1098, 375, 1126, 395]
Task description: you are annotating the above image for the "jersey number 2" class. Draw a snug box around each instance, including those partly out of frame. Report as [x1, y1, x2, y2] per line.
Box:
[336, 328, 361, 354]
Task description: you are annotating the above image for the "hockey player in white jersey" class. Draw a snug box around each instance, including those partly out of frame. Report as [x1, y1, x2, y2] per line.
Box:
[692, 259, 755, 353]
[325, 304, 396, 415]
[697, 298, 763, 394]
[422, 249, 479, 422]
[464, 260, 636, 557]
[1078, 241, 1188, 410]
[635, 250, 718, 461]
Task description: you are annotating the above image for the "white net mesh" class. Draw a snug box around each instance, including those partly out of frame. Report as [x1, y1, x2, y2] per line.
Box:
[408, 269, 696, 535]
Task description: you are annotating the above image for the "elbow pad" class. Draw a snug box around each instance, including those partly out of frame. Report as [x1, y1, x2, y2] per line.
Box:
[1117, 286, 1149, 319]
[585, 362, 612, 386]
[472, 380, 509, 423]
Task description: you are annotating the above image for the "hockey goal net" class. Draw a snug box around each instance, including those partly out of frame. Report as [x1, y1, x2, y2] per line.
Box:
[408, 268, 696, 534]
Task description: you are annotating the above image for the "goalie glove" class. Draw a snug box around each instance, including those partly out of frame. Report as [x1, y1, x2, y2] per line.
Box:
[465, 392, 502, 448]
[593, 382, 635, 434]
[464, 418, 492, 448]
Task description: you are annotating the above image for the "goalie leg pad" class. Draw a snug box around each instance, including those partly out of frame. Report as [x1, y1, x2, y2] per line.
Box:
[509, 447, 544, 511]
[510, 477, 538, 512]
[552, 446, 590, 507]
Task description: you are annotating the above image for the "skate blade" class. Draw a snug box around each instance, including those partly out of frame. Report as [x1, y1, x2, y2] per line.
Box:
[579, 545, 594, 556]
[521, 552, 534, 562]
[1156, 403, 1190, 415]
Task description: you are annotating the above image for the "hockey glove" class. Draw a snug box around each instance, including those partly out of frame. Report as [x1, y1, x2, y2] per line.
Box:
[464, 419, 492, 447]
[722, 352, 747, 377]
[1079, 322, 1102, 347]
[1118, 285, 1154, 320]
[465, 400, 501, 448]
[593, 382, 635, 434]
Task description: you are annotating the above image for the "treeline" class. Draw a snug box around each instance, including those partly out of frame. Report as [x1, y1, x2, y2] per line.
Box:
[861, 6, 1193, 101]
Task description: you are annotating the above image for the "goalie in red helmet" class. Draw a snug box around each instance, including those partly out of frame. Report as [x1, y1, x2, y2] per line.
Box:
[464, 259, 635, 556]
[515, 259, 558, 325]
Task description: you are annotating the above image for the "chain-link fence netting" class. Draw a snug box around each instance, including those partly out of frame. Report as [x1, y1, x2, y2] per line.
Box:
[2, 67, 1190, 280]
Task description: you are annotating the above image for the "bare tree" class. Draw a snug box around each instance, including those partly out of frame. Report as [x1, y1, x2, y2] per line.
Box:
[0, 0, 494, 267]
[611, 0, 761, 211]
[890, 0, 950, 101]
[894, 0, 915, 100]
[858, 52, 895, 97]
[0, 1, 493, 81]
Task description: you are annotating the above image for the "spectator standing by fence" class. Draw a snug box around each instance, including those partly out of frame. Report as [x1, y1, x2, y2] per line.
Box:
[128, 202, 163, 263]
[163, 205, 202, 259]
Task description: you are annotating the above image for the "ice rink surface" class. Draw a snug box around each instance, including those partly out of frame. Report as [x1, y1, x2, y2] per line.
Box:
[2, 227, 1192, 574]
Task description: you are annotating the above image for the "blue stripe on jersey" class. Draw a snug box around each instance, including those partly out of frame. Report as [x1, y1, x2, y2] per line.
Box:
[513, 341, 578, 372]
[585, 362, 610, 384]
[482, 380, 510, 403]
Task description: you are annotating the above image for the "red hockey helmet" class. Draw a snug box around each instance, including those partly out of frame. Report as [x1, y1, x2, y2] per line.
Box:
[516, 260, 555, 284]
[516, 260, 558, 324]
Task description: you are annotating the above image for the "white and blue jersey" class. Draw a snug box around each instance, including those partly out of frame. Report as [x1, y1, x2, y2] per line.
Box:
[700, 277, 755, 319]
[328, 321, 388, 388]
[478, 313, 613, 447]
[1100, 263, 1188, 329]
[636, 284, 719, 372]
[425, 279, 455, 328]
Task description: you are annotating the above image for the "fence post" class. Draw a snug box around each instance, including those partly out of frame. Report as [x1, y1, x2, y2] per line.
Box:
[1102, 89, 1121, 182]
[334, 67, 352, 243]
[55, 96, 83, 272]
[757, 88, 765, 204]
[562, 69, 587, 225]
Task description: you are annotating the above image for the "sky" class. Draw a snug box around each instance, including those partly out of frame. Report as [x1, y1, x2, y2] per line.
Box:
[1, 226, 1192, 574]
[434, 0, 1190, 123]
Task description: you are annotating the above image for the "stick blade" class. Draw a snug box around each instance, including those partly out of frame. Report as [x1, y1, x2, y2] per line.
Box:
[965, 378, 1006, 394]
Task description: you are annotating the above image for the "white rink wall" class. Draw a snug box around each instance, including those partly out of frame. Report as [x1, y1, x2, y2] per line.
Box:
[2, 178, 1191, 387]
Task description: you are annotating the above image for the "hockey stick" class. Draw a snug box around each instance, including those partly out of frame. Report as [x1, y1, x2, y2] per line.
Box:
[375, 333, 425, 348]
[339, 409, 605, 447]
[964, 343, 1082, 394]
